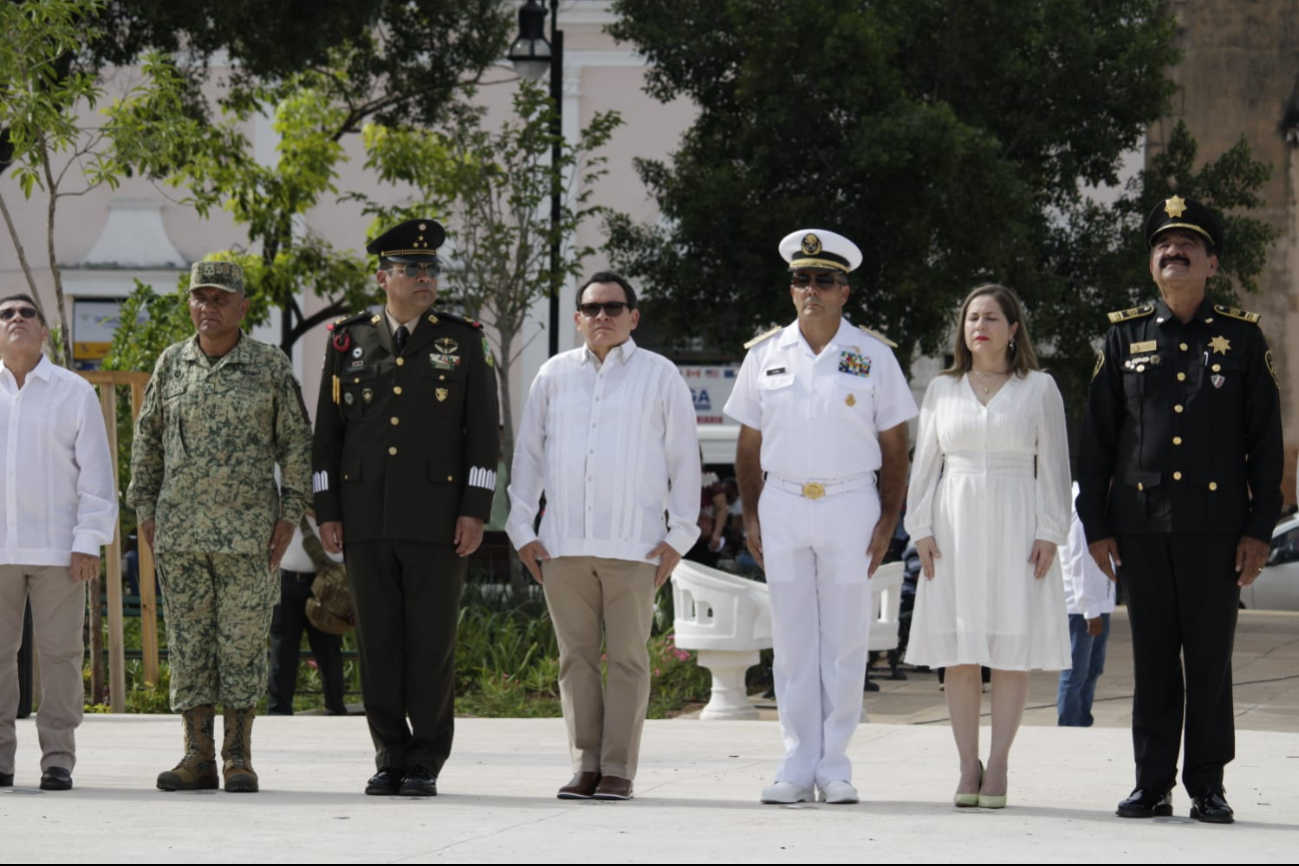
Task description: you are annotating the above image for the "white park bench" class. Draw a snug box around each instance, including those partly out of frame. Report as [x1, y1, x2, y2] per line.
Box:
[671, 560, 905, 720]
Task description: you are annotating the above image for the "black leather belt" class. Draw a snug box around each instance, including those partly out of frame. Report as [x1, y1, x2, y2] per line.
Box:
[281, 569, 315, 582]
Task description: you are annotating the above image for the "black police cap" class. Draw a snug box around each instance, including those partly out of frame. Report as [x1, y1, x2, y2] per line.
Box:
[366, 218, 446, 263]
[1144, 195, 1224, 253]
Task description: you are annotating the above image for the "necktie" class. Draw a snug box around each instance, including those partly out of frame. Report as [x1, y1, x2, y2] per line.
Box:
[395, 325, 409, 355]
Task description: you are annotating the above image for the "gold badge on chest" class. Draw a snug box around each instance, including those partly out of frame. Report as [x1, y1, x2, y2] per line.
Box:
[1209, 335, 1231, 355]
[436, 388, 448, 402]
[845, 393, 856, 407]
[435, 338, 459, 355]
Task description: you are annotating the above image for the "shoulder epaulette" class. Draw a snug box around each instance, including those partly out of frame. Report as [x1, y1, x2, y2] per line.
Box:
[325, 312, 372, 332]
[1106, 305, 1155, 324]
[435, 311, 484, 330]
[743, 326, 782, 350]
[857, 323, 898, 349]
[1213, 304, 1261, 324]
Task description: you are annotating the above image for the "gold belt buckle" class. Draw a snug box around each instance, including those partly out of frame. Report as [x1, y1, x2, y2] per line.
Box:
[802, 482, 826, 500]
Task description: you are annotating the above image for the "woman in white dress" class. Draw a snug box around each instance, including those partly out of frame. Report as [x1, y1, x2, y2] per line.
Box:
[905, 284, 1071, 809]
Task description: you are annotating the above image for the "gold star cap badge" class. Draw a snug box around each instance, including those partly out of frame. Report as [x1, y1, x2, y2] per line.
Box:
[1164, 195, 1187, 218]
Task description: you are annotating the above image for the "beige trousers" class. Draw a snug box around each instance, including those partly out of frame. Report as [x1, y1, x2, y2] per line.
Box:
[0, 565, 86, 775]
[542, 556, 657, 780]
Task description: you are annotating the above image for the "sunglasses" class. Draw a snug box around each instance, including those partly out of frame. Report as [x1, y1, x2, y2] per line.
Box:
[578, 302, 629, 318]
[0, 307, 39, 321]
[387, 262, 442, 278]
[791, 273, 842, 290]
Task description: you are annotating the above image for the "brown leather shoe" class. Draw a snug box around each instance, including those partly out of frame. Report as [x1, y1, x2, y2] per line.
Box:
[593, 775, 633, 800]
[557, 771, 601, 799]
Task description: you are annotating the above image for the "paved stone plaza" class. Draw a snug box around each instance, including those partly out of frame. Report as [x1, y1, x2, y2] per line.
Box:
[4, 610, 1298, 863]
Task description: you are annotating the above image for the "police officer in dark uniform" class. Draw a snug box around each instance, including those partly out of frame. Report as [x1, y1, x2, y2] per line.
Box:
[1077, 196, 1283, 824]
[312, 218, 500, 797]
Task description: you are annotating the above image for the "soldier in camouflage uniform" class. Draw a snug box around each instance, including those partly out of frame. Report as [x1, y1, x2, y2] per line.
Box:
[127, 261, 313, 794]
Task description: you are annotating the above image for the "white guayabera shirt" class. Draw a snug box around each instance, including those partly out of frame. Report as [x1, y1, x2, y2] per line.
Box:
[507, 337, 702, 563]
[0, 355, 117, 566]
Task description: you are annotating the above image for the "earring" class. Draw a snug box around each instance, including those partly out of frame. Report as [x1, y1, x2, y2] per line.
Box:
[1009, 339, 1017, 356]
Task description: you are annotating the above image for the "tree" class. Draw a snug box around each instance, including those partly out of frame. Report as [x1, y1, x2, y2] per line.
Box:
[96, 2, 513, 371]
[0, 0, 211, 366]
[1, 1, 514, 176]
[604, 0, 1273, 390]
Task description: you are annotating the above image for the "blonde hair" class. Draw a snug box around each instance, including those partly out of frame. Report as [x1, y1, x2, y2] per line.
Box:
[943, 284, 1040, 377]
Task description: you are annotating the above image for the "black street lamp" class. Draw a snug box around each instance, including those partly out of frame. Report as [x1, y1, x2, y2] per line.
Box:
[508, 0, 564, 358]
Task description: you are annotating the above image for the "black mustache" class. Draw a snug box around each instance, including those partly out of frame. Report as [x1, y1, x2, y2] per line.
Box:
[1160, 254, 1190, 267]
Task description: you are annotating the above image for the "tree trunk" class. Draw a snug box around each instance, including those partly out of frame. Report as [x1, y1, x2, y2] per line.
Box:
[496, 322, 530, 604]
[0, 191, 43, 311]
[38, 142, 74, 368]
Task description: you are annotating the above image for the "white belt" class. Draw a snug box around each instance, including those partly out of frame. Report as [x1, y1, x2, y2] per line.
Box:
[765, 472, 875, 501]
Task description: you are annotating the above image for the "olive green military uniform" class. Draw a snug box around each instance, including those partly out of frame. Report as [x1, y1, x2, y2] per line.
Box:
[127, 332, 313, 710]
[312, 306, 499, 775]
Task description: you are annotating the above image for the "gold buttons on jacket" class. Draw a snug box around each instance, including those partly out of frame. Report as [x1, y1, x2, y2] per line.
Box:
[391, 417, 400, 426]
[1173, 436, 1183, 445]
[393, 386, 403, 395]
[1180, 342, 1189, 351]
[396, 358, 405, 366]
[1138, 482, 1144, 491]
[1209, 482, 1218, 491]
[1174, 404, 1184, 413]
[1177, 372, 1186, 382]
[388, 446, 398, 455]
[1173, 471, 1183, 481]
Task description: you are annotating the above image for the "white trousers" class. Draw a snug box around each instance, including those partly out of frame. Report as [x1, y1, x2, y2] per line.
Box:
[760, 483, 878, 790]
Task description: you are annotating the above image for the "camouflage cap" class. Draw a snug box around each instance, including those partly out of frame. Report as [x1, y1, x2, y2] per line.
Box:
[188, 260, 245, 293]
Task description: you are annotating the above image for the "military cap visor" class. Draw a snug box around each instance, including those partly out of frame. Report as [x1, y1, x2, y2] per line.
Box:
[366, 218, 446, 261]
[1145, 195, 1224, 253]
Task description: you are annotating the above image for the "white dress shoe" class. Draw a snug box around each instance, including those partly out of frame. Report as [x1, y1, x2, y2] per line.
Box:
[760, 780, 813, 804]
[817, 780, 859, 804]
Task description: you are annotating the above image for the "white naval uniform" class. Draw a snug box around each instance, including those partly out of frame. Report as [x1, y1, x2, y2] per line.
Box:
[724, 317, 917, 791]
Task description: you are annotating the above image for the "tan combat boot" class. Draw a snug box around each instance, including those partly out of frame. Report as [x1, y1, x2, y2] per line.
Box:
[157, 705, 219, 791]
[221, 707, 259, 793]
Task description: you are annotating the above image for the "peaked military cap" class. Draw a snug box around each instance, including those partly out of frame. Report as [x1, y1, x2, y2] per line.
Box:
[779, 229, 863, 274]
[188, 260, 244, 293]
[1144, 195, 1225, 253]
[366, 218, 445, 263]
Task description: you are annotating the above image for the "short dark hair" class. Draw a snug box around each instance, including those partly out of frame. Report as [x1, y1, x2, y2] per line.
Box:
[0, 293, 46, 326]
[576, 272, 637, 310]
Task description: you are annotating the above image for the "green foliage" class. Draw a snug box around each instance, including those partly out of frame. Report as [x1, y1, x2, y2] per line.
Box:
[645, 633, 713, 719]
[602, 0, 1189, 367]
[0, 2, 209, 368]
[85, 1, 512, 130]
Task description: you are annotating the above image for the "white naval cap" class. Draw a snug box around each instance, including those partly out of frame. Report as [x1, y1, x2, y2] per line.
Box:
[779, 229, 863, 274]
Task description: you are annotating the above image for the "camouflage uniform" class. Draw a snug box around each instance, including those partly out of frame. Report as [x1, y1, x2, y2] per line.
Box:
[127, 324, 312, 711]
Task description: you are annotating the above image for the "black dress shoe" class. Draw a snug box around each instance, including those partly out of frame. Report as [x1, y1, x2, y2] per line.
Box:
[398, 765, 438, 797]
[365, 767, 403, 796]
[1116, 787, 1172, 818]
[0, 772, 13, 787]
[39, 767, 73, 791]
[1190, 788, 1235, 824]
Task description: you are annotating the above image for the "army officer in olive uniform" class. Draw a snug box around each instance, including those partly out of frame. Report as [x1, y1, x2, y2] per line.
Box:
[312, 219, 500, 797]
[1077, 196, 1283, 824]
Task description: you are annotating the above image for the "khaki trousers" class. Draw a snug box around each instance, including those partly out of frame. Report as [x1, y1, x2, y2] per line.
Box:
[542, 556, 657, 780]
[0, 565, 86, 775]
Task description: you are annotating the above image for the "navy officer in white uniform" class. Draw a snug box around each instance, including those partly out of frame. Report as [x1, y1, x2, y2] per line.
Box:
[725, 230, 917, 805]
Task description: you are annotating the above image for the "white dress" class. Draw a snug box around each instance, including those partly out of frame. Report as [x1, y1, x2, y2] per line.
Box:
[904, 370, 1072, 671]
